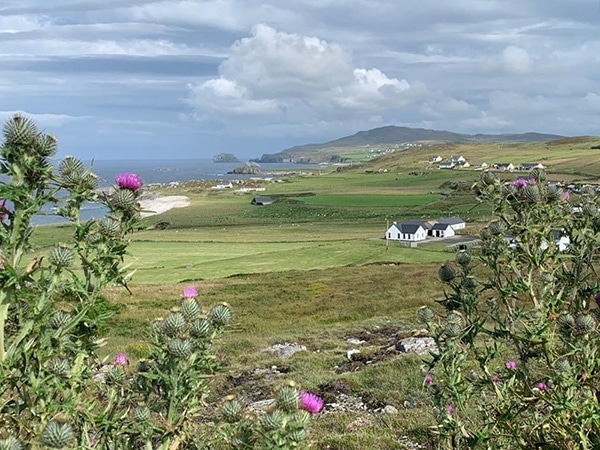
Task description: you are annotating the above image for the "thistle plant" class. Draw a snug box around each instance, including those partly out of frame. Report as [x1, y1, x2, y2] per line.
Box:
[219, 383, 322, 449]
[420, 169, 600, 449]
[0, 115, 318, 449]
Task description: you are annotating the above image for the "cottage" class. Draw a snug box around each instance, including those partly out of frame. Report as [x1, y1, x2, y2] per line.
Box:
[439, 160, 455, 169]
[437, 216, 466, 230]
[450, 156, 466, 164]
[386, 221, 428, 242]
[493, 163, 515, 172]
[428, 155, 443, 163]
[251, 196, 273, 206]
[518, 162, 545, 171]
[430, 222, 455, 238]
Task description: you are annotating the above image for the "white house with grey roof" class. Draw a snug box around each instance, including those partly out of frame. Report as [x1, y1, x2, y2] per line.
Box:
[438, 216, 466, 230]
[430, 222, 455, 238]
[386, 221, 428, 242]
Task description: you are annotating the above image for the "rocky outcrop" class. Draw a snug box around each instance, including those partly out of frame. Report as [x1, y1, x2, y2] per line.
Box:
[213, 153, 241, 163]
[232, 162, 261, 174]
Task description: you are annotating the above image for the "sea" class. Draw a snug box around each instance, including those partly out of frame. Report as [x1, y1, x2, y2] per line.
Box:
[1, 159, 316, 225]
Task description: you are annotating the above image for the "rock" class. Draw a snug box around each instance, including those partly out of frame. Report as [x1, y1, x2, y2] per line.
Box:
[382, 405, 398, 414]
[345, 416, 373, 433]
[346, 338, 366, 345]
[247, 399, 276, 412]
[232, 162, 261, 174]
[346, 349, 361, 360]
[261, 342, 306, 358]
[395, 337, 438, 355]
[213, 153, 240, 163]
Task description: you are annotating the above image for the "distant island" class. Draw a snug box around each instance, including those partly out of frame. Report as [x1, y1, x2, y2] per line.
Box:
[213, 153, 240, 163]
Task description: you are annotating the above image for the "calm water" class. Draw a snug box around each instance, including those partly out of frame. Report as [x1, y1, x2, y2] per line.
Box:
[2, 159, 316, 225]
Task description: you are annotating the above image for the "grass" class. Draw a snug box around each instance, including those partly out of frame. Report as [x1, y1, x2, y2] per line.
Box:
[23, 139, 600, 448]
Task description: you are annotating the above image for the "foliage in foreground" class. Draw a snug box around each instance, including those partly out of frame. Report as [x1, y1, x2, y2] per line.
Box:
[0, 115, 320, 449]
[421, 169, 600, 449]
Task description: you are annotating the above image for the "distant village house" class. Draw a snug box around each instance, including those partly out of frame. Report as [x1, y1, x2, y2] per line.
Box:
[251, 196, 273, 206]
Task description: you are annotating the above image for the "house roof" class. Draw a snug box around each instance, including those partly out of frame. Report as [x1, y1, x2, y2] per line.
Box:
[438, 216, 465, 225]
[431, 222, 452, 230]
[252, 196, 273, 204]
[391, 221, 427, 234]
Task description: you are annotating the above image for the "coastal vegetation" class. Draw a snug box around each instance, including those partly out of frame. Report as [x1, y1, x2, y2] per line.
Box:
[2, 116, 599, 448]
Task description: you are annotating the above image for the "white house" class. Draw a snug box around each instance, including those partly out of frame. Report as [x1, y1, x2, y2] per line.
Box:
[493, 163, 515, 172]
[518, 162, 546, 171]
[386, 221, 428, 242]
[439, 160, 455, 169]
[428, 155, 443, 163]
[450, 156, 466, 164]
[430, 222, 455, 238]
[438, 216, 466, 231]
[540, 230, 570, 252]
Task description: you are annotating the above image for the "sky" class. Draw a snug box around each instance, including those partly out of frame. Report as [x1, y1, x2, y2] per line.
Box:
[1, 0, 599, 160]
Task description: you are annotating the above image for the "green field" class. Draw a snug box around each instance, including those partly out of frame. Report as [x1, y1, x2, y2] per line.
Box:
[25, 138, 600, 448]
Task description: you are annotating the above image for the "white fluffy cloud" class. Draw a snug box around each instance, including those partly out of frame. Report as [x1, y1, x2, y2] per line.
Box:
[187, 24, 415, 132]
[485, 46, 533, 75]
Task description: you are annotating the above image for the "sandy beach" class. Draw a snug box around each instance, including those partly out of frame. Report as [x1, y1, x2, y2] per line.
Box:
[139, 195, 190, 218]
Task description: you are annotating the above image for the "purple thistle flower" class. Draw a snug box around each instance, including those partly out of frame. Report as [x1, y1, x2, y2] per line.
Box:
[115, 173, 142, 191]
[446, 405, 454, 414]
[183, 286, 197, 298]
[505, 360, 517, 370]
[299, 391, 324, 414]
[511, 178, 527, 189]
[491, 375, 500, 383]
[113, 352, 127, 366]
[536, 382, 547, 391]
[424, 374, 433, 385]
[560, 191, 570, 201]
[0, 199, 6, 221]
[528, 178, 537, 185]
[594, 293, 600, 307]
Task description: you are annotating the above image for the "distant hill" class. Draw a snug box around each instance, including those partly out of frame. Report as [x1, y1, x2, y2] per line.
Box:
[251, 126, 564, 163]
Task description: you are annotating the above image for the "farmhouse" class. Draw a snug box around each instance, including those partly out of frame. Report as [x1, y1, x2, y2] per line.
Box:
[428, 155, 443, 163]
[251, 196, 273, 206]
[439, 160, 455, 169]
[386, 221, 428, 242]
[430, 222, 455, 238]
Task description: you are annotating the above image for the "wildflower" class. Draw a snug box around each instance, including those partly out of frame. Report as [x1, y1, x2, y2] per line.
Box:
[505, 361, 517, 370]
[0, 199, 7, 221]
[528, 178, 537, 185]
[299, 391, 324, 414]
[511, 178, 527, 189]
[446, 405, 454, 414]
[594, 293, 600, 307]
[491, 375, 500, 383]
[535, 382, 547, 391]
[560, 191, 570, 201]
[113, 352, 127, 366]
[115, 172, 142, 191]
[424, 374, 433, 385]
[183, 286, 197, 298]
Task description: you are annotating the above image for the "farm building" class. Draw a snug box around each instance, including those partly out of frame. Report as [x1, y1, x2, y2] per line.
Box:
[251, 196, 273, 205]
[437, 216, 466, 230]
[386, 221, 428, 242]
[430, 222, 455, 238]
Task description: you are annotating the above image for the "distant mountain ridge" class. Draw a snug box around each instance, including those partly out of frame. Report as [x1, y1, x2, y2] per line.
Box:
[252, 126, 564, 163]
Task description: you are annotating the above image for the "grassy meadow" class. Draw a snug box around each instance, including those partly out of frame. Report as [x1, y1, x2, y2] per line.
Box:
[29, 138, 600, 448]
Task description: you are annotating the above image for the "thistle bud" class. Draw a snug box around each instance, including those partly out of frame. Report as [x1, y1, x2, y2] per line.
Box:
[443, 323, 461, 337]
[100, 217, 121, 237]
[522, 184, 541, 203]
[455, 252, 471, 266]
[276, 385, 299, 412]
[133, 406, 151, 422]
[168, 338, 193, 359]
[161, 312, 187, 338]
[556, 313, 575, 331]
[446, 312, 464, 326]
[49, 311, 72, 329]
[111, 188, 137, 210]
[480, 171, 498, 186]
[575, 314, 596, 333]
[221, 399, 243, 423]
[461, 277, 477, 290]
[438, 264, 456, 282]
[40, 421, 74, 449]
[0, 435, 22, 450]
[488, 220, 506, 235]
[58, 156, 84, 186]
[190, 318, 211, 338]
[209, 304, 232, 326]
[260, 410, 284, 431]
[529, 168, 546, 182]
[47, 357, 71, 377]
[417, 306, 434, 323]
[554, 358, 571, 373]
[180, 297, 201, 321]
[49, 245, 73, 268]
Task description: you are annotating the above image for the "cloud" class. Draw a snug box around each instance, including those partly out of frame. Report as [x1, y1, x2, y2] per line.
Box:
[186, 24, 415, 133]
[485, 45, 533, 75]
[0, 110, 91, 127]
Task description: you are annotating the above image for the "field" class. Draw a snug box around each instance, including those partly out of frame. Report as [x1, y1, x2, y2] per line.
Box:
[29, 138, 600, 448]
